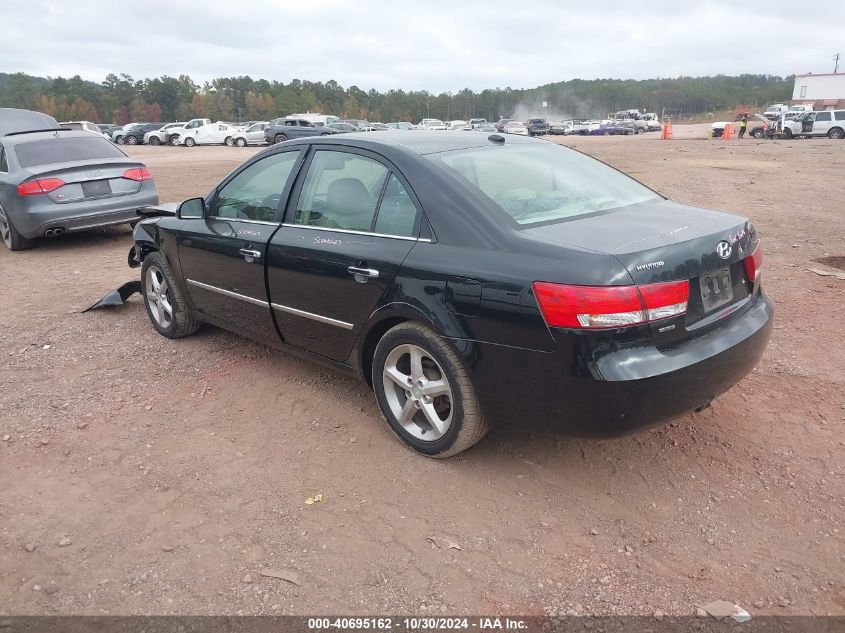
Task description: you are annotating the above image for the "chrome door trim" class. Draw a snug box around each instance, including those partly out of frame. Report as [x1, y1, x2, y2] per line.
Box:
[280, 223, 431, 242]
[270, 302, 354, 330]
[207, 217, 280, 226]
[186, 279, 269, 307]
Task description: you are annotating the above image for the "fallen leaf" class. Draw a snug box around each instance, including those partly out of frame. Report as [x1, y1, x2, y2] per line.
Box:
[305, 493, 324, 505]
[259, 568, 300, 585]
[427, 536, 462, 550]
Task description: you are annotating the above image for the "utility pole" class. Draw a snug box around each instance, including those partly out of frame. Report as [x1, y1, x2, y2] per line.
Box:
[835, 53, 840, 73]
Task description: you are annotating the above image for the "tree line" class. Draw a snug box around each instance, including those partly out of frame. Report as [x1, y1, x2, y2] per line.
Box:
[0, 71, 793, 124]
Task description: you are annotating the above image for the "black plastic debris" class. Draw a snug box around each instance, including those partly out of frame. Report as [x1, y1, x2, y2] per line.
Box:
[82, 281, 141, 312]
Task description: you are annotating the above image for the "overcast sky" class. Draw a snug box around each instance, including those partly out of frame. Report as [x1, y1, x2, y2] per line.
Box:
[1, 0, 842, 92]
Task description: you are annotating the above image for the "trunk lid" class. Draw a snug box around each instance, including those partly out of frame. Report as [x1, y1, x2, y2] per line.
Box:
[23, 160, 147, 203]
[522, 199, 759, 346]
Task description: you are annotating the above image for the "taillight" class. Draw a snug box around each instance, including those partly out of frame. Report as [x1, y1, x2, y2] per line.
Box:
[17, 178, 65, 196]
[532, 280, 689, 330]
[122, 167, 152, 181]
[743, 244, 763, 285]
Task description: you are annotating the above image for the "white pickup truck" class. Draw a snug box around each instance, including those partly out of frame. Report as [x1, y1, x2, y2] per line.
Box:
[175, 121, 238, 147]
[167, 118, 212, 146]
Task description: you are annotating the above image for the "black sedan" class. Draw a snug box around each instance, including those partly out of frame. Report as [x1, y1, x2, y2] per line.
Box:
[128, 131, 772, 458]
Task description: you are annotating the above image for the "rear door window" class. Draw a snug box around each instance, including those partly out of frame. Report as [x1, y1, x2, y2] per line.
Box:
[815, 112, 831, 122]
[14, 137, 125, 168]
[293, 150, 388, 231]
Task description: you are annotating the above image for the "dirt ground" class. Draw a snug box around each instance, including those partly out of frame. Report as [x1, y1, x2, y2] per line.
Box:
[1, 129, 843, 618]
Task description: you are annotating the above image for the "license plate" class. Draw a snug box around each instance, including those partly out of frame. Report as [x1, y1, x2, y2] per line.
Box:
[700, 266, 733, 312]
[82, 180, 111, 197]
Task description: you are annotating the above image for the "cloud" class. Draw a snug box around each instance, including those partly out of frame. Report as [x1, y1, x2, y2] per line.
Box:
[1, 0, 842, 91]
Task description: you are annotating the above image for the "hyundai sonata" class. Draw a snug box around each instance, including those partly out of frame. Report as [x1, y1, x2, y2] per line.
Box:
[128, 131, 772, 457]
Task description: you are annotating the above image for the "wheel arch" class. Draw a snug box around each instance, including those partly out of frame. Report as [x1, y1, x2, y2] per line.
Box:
[355, 302, 437, 387]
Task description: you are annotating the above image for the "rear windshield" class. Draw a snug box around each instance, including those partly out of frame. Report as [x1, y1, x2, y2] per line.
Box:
[14, 137, 125, 168]
[433, 144, 659, 225]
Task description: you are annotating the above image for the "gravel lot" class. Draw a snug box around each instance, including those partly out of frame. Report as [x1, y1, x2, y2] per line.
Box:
[1, 130, 843, 617]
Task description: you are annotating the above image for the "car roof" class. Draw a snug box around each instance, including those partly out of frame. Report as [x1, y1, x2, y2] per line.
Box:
[1, 129, 115, 146]
[285, 130, 540, 155]
[1, 108, 60, 137]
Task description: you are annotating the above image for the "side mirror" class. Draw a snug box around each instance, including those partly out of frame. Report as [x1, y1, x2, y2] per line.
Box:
[177, 197, 205, 219]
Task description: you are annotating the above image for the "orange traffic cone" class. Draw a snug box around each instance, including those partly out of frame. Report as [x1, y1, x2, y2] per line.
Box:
[722, 123, 735, 140]
[661, 122, 673, 140]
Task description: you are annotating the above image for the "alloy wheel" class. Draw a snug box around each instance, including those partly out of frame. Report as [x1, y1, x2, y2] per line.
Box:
[145, 266, 173, 329]
[382, 343, 453, 441]
[0, 207, 11, 249]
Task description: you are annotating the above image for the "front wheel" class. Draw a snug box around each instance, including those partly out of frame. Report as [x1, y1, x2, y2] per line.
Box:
[169, 135, 180, 146]
[140, 252, 200, 339]
[828, 127, 844, 139]
[184, 137, 196, 147]
[782, 128, 793, 139]
[235, 137, 247, 147]
[372, 322, 487, 458]
[224, 136, 234, 147]
[149, 136, 161, 146]
[751, 128, 764, 139]
[125, 135, 138, 145]
[115, 135, 125, 145]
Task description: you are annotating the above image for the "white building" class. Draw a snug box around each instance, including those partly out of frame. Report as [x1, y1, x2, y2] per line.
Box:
[791, 73, 845, 110]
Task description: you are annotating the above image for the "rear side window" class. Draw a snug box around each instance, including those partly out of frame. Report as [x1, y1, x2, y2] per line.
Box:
[374, 174, 418, 237]
[835, 111, 845, 121]
[14, 137, 125, 168]
[0, 145, 8, 172]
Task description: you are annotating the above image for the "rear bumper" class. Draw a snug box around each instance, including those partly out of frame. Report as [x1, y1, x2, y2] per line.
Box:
[466, 291, 774, 436]
[14, 184, 159, 237]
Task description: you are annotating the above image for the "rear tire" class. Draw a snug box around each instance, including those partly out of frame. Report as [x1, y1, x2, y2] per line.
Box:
[149, 136, 161, 146]
[184, 137, 196, 147]
[169, 135, 180, 146]
[372, 322, 487, 458]
[828, 127, 844, 139]
[273, 134, 287, 144]
[140, 252, 200, 339]
[224, 136, 234, 147]
[0, 204, 35, 251]
[126, 135, 138, 145]
[115, 135, 125, 145]
[235, 137, 247, 147]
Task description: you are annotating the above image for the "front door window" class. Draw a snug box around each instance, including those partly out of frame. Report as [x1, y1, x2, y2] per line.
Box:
[210, 151, 300, 222]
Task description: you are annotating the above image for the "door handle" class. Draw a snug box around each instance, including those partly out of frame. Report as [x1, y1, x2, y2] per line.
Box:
[347, 266, 379, 279]
[239, 248, 261, 263]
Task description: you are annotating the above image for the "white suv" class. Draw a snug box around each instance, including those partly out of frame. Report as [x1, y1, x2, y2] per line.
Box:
[781, 110, 845, 139]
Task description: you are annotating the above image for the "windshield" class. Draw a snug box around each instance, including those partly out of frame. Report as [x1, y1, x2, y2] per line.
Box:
[433, 144, 659, 225]
[15, 137, 126, 168]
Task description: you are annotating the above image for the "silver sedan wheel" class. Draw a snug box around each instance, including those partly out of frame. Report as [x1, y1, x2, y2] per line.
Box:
[0, 207, 11, 248]
[145, 266, 173, 329]
[382, 343, 453, 441]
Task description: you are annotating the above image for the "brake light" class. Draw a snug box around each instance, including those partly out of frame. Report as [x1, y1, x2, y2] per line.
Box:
[532, 280, 689, 329]
[743, 244, 763, 284]
[17, 178, 65, 196]
[122, 167, 152, 181]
